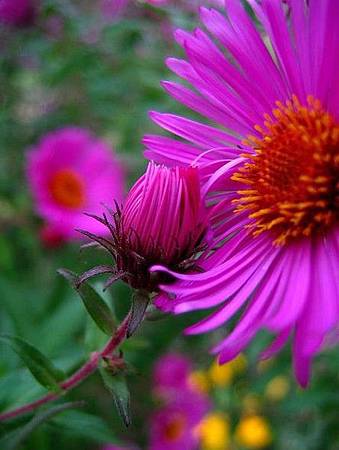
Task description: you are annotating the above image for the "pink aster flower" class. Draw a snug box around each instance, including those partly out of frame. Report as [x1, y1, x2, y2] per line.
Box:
[27, 127, 124, 242]
[149, 392, 209, 450]
[153, 353, 192, 396]
[0, 0, 36, 27]
[77, 161, 209, 295]
[100, 0, 129, 21]
[144, 0, 339, 387]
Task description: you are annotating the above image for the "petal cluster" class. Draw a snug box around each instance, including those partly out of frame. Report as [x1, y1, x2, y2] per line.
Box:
[76, 162, 209, 294]
[27, 127, 125, 242]
[144, 0, 339, 386]
[121, 162, 207, 265]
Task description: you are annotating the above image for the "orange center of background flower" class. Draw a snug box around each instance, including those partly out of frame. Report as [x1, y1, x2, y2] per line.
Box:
[163, 414, 186, 442]
[49, 169, 85, 209]
[232, 96, 339, 245]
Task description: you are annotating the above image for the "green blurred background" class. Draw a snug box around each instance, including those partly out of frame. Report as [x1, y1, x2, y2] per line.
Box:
[0, 1, 338, 449]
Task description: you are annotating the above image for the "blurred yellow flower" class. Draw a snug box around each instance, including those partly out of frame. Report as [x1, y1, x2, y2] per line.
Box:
[265, 375, 290, 401]
[235, 415, 273, 449]
[209, 354, 247, 387]
[242, 393, 261, 414]
[196, 412, 230, 450]
[256, 359, 274, 374]
[231, 354, 247, 373]
[188, 370, 210, 394]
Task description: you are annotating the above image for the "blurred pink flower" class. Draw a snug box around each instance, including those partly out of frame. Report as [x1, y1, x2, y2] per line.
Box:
[40, 223, 66, 248]
[0, 0, 37, 27]
[101, 0, 129, 21]
[150, 352, 210, 450]
[27, 127, 124, 242]
[149, 393, 209, 450]
[153, 353, 192, 395]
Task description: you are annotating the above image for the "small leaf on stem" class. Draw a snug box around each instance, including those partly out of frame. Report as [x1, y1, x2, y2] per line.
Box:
[127, 290, 150, 338]
[58, 269, 116, 336]
[100, 366, 131, 427]
[0, 334, 65, 392]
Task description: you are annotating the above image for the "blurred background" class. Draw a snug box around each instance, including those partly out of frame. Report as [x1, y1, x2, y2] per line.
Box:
[0, 1, 338, 449]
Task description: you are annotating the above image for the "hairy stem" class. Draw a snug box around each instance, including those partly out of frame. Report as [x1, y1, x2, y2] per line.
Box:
[0, 313, 131, 423]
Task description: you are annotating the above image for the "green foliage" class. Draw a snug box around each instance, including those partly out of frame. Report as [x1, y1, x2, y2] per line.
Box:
[0, 334, 65, 391]
[58, 269, 117, 336]
[100, 367, 131, 428]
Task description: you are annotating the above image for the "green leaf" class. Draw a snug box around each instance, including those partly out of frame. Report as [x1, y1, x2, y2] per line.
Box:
[127, 290, 150, 338]
[100, 366, 131, 427]
[58, 269, 116, 336]
[0, 335, 65, 391]
[0, 401, 85, 450]
[51, 410, 121, 443]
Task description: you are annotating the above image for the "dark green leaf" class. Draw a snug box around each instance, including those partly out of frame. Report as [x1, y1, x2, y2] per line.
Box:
[100, 366, 131, 427]
[0, 401, 85, 450]
[127, 290, 150, 338]
[51, 410, 121, 443]
[0, 335, 64, 391]
[58, 269, 116, 336]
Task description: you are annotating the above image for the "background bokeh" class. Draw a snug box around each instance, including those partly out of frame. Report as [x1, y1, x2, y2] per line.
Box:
[0, 1, 338, 449]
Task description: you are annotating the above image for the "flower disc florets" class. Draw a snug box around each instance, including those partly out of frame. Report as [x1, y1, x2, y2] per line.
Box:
[79, 162, 209, 292]
[233, 96, 339, 245]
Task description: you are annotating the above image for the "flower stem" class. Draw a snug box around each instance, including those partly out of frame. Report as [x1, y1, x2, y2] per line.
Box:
[0, 312, 131, 423]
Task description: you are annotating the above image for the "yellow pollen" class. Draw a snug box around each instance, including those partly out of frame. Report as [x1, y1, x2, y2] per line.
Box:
[49, 168, 85, 209]
[232, 96, 339, 245]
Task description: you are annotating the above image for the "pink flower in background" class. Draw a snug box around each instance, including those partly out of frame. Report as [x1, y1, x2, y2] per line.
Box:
[101, 0, 129, 21]
[27, 127, 124, 242]
[40, 223, 65, 249]
[153, 353, 192, 395]
[0, 0, 36, 27]
[150, 396, 208, 450]
[150, 353, 210, 450]
[144, 0, 339, 387]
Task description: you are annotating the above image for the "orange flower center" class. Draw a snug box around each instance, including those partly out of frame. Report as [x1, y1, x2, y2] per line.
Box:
[232, 96, 339, 245]
[163, 414, 186, 442]
[49, 169, 85, 209]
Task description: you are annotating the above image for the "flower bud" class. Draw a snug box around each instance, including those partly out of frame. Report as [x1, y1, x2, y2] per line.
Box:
[78, 162, 209, 293]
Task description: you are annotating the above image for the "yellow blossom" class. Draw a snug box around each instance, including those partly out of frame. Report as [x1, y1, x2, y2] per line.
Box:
[265, 375, 290, 401]
[231, 353, 247, 373]
[242, 394, 261, 414]
[196, 412, 230, 450]
[209, 355, 247, 387]
[235, 415, 273, 449]
[256, 359, 274, 374]
[188, 370, 210, 394]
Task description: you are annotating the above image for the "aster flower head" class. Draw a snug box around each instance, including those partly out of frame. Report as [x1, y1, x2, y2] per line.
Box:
[27, 127, 124, 242]
[0, 0, 37, 27]
[78, 161, 209, 294]
[144, 0, 339, 386]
